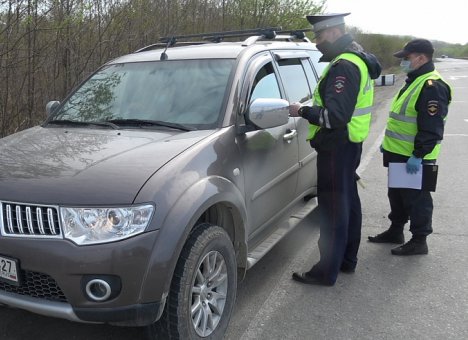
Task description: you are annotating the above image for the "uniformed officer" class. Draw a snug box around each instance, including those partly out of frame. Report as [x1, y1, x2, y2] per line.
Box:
[290, 13, 381, 285]
[368, 39, 452, 255]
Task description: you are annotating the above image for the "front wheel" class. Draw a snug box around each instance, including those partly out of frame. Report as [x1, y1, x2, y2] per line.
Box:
[149, 223, 237, 339]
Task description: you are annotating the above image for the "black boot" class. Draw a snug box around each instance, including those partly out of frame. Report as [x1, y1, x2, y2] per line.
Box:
[391, 236, 428, 256]
[368, 229, 404, 244]
[340, 262, 356, 274]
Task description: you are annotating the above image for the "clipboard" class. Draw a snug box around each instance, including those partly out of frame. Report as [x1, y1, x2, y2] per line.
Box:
[388, 163, 438, 192]
[421, 164, 438, 192]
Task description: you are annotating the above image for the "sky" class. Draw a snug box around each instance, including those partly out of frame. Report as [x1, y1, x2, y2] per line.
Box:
[324, 0, 467, 45]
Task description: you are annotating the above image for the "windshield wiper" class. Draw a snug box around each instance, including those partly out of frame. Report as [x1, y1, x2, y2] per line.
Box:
[106, 119, 195, 131]
[47, 119, 120, 130]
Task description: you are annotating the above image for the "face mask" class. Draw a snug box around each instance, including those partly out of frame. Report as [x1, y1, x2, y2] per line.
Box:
[316, 41, 334, 61]
[400, 59, 414, 73]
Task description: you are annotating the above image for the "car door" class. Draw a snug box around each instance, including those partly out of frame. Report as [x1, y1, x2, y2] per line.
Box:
[236, 52, 299, 236]
[273, 51, 319, 198]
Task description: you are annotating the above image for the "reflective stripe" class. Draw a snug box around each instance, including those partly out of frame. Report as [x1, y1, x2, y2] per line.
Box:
[389, 111, 417, 123]
[323, 108, 331, 128]
[399, 86, 419, 116]
[385, 130, 415, 143]
[386, 129, 442, 144]
[353, 106, 372, 117]
[363, 74, 372, 94]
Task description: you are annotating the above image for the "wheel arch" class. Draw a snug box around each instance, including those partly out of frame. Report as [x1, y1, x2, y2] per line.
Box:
[140, 176, 248, 307]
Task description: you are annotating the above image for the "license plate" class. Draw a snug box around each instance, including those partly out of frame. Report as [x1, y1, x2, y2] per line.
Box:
[0, 255, 20, 286]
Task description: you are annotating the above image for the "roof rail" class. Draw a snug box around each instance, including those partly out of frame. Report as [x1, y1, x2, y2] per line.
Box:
[242, 28, 313, 46]
[135, 27, 313, 54]
[159, 27, 282, 44]
[135, 42, 206, 53]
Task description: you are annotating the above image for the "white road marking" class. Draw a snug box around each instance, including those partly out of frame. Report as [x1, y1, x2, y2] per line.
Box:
[357, 128, 386, 177]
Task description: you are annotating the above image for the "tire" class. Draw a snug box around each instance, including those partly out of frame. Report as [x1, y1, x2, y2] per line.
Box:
[148, 223, 237, 340]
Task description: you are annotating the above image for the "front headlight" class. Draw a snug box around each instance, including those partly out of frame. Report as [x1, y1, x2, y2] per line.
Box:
[61, 204, 154, 245]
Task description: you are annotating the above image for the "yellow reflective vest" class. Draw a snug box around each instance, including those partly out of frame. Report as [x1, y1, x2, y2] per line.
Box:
[307, 52, 374, 143]
[382, 70, 451, 160]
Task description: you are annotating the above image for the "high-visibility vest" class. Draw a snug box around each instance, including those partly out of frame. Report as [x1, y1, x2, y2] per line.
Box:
[307, 52, 374, 143]
[382, 70, 451, 160]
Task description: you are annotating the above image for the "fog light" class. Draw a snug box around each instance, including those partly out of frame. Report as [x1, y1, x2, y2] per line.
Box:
[85, 279, 112, 301]
[81, 275, 121, 302]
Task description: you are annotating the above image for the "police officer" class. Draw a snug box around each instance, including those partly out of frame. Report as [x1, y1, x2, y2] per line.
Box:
[368, 39, 452, 255]
[290, 13, 381, 285]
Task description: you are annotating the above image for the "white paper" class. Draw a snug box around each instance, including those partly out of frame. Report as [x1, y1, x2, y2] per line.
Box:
[388, 162, 422, 189]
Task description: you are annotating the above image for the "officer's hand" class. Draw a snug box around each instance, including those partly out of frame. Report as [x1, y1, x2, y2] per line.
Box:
[406, 156, 422, 174]
[380, 144, 384, 153]
[289, 102, 302, 117]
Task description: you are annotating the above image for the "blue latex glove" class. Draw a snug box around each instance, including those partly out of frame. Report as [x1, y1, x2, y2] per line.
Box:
[406, 156, 422, 174]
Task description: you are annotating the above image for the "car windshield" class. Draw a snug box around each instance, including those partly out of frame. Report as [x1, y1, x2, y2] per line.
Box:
[50, 59, 235, 130]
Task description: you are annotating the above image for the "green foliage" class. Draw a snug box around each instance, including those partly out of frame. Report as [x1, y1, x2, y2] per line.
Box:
[352, 27, 468, 70]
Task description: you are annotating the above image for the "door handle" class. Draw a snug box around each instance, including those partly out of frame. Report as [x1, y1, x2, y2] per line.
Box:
[283, 129, 297, 143]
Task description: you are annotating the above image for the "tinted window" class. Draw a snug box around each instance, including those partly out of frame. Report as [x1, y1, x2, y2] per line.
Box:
[277, 59, 311, 104]
[307, 50, 328, 78]
[52, 59, 235, 129]
[250, 62, 281, 102]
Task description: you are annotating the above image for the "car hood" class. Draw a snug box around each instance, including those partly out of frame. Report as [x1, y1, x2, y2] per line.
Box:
[0, 126, 214, 205]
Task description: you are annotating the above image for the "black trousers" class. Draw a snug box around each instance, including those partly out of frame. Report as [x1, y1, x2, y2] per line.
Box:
[387, 187, 433, 237]
[310, 141, 362, 285]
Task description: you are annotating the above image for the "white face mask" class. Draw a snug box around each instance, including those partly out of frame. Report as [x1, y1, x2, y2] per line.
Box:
[400, 59, 414, 73]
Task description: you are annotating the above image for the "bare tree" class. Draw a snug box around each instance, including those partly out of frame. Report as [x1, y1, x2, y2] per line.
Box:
[0, 0, 324, 137]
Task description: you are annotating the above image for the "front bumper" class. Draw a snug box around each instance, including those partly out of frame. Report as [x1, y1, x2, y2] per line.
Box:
[0, 229, 168, 325]
[0, 289, 164, 326]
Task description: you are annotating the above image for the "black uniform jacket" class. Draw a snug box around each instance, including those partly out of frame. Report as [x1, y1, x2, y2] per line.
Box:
[383, 61, 452, 166]
[300, 34, 382, 151]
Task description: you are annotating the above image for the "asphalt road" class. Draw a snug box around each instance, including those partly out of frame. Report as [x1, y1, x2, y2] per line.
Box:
[1, 58, 467, 340]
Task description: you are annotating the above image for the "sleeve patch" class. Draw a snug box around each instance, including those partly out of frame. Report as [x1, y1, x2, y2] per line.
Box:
[334, 76, 346, 93]
[427, 100, 439, 115]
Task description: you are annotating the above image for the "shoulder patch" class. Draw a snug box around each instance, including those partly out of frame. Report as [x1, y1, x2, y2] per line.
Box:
[427, 100, 439, 116]
[334, 76, 346, 93]
[426, 79, 434, 86]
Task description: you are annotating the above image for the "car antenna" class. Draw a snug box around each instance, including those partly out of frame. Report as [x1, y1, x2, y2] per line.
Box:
[160, 37, 176, 60]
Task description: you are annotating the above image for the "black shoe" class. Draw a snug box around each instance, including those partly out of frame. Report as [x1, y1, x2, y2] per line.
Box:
[368, 229, 404, 244]
[391, 238, 428, 256]
[340, 263, 356, 274]
[292, 272, 334, 286]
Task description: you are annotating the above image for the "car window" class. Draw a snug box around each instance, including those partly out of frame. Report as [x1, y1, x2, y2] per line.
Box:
[307, 50, 328, 78]
[250, 62, 281, 102]
[277, 58, 312, 104]
[52, 59, 235, 129]
[302, 59, 318, 94]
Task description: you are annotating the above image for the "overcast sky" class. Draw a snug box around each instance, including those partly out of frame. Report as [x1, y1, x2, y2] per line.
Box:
[324, 0, 466, 45]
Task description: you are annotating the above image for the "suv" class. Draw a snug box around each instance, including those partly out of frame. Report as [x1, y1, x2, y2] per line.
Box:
[0, 28, 324, 339]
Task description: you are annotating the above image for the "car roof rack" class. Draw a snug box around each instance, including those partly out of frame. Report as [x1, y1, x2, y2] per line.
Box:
[135, 27, 313, 58]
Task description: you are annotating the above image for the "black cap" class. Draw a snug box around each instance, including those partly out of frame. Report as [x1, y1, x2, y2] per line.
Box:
[393, 39, 434, 58]
[306, 13, 350, 34]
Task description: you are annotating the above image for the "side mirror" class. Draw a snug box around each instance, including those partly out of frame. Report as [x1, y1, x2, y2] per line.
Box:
[246, 98, 290, 129]
[46, 101, 60, 116]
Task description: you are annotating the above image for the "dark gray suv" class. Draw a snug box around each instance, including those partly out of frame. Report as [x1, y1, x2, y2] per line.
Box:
[0, 29, 324, 339]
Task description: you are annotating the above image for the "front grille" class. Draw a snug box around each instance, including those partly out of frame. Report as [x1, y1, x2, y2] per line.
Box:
[1, 201, 62, 238]
[0, 270, 68, 303]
